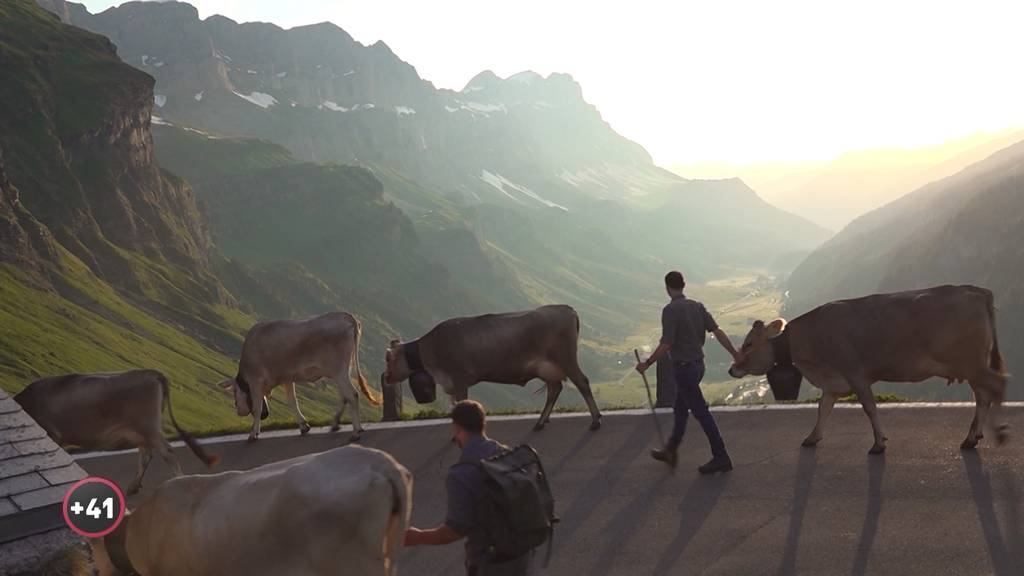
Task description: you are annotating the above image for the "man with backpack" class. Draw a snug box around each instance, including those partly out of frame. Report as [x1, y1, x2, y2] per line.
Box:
[405, 400, 553, 575]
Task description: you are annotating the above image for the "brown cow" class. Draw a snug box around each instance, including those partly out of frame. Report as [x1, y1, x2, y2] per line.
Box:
[382, 304, 601, 430]
[15, 370, 218, 494]
[91, 445, 412, 576]
[728, 285, 1010, 454]
[219, 312, 379, 442]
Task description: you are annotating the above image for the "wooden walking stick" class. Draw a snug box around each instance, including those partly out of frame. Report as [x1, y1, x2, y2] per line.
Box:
[635, 349, 666, 447]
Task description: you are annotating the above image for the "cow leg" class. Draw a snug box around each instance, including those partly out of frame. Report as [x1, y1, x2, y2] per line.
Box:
[127, 447, 153, 495]
[334, 369, 363, 441]
[249, 387, 263, 442]
[568, 369, 602, 430]
[156, 438, 184, 477]
[802, 391, 839, 447]
[982, 371, 1010, 446]
[962, 390, 989, 450]
[854, 386, 886, 455]
[283, 382, 311, 435]
[534, 380, 564, 431]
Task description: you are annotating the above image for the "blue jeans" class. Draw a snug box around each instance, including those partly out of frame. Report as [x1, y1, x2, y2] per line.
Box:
[667, 361, 727, 457]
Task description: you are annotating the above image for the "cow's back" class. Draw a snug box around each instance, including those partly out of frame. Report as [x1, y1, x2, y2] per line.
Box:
[240, 312, 357, 379]
[135, 446, 411, 576]
[14, 370, 163, 448]
[799, 285, 996, 382]
[426, 305, 580, 379]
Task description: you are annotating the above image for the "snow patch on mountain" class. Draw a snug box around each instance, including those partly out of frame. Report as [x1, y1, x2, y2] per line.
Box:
[320, 101, 348, 112]
[154, 94, 166, 107]
[480, 170, 568, 211]
[233, 91, 277, 108]
[449, 101, 507, 116]
[395, 106, 416, 116]
[194, 91, 204, 101]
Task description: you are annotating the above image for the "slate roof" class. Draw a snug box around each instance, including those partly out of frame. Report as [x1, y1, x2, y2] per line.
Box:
[0, 387, 87, 545]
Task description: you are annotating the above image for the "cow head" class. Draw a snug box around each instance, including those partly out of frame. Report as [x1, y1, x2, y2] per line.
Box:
[728, 318, 787, 378]
[383, 339, 437, 404]
[218, 376, 269, 420]
[383, 340, 412, 384]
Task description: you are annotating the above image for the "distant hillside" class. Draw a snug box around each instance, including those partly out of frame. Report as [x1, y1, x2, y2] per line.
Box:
[785, 139, 1024, 399]
[672, 129, 1024, 230]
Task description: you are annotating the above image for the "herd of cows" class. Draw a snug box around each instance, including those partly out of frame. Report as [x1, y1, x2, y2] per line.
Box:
[8, 284, 1013, 575]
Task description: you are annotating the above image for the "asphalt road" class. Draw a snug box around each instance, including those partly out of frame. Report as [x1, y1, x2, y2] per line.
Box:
[77, 405, 1024, 576]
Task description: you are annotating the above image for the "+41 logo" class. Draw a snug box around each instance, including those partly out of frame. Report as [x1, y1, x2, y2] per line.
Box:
[62, 476, 126, 537]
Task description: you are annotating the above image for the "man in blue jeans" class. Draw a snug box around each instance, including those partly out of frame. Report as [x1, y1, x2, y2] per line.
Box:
[636, 271, 744, 474]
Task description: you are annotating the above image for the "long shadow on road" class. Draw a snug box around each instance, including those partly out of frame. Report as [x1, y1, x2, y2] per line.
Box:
[554, 423, 653, 554]
[652, 473, 731, 574]
[777, 448, 818, 576]
[963, 451, 1023, 576]
[851, 455, 886, 575]
[592, 473, 672, 574]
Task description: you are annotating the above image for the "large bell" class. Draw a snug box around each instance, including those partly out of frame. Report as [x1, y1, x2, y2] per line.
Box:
[767, 364, 803, 401]
[409, 370, 437, 404]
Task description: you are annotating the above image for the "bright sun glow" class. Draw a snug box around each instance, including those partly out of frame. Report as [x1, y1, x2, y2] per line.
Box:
[82, 0, 1024, 165]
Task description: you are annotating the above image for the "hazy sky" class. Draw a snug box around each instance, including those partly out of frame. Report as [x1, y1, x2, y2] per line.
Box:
[80, 0, 1024, 165]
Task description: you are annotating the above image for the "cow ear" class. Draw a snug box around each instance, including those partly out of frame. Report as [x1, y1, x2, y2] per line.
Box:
[389, 339, 400, 348]
[218, 379, 234, 390]
[766, 318, 787, 337]
[753, 320, 765, 330]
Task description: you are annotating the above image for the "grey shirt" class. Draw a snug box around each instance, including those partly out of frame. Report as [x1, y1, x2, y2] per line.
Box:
[447, 435, 506, 567]
[660, 294, 719, 363]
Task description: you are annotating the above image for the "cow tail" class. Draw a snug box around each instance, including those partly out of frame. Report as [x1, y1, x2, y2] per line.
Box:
[352, 317, 381, 406]
[986, 294, 1010, 378]
[159, 373, 220, 468]
[384, 468, 412, 576]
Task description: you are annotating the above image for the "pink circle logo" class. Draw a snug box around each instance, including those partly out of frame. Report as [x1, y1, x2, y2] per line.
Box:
[61, 476, 126, 538]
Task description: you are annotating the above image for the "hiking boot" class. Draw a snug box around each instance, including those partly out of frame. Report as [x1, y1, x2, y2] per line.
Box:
[651, 448, 677, 469]
[698, 454, 733, 474]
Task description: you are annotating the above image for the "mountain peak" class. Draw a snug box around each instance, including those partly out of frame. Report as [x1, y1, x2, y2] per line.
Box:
[507, 70, 542, 84]
[463, 70, 501, 92]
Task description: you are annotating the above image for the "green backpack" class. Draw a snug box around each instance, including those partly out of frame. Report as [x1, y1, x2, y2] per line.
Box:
[468, 444, 557, 564]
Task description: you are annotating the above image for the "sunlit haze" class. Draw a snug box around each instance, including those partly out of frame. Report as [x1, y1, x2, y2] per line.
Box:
[80, 0, 1024, 165]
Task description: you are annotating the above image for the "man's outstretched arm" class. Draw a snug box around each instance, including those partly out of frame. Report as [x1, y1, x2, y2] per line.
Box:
[637, 342, 670, 373]
[404, 525, 462, 546]
[713, 328, 743, 363]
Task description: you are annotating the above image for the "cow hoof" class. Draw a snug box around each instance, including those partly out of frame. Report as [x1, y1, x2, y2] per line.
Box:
[589, 419, 602, 431]
[126, 484, 141, 496]
[330, 423, 341, 433]
[349, 431, 363, 443]
[247, 435, 259, 443]
[533, 422, 546, 432]
[995, 424, 1011, 446]
[299, 424, 311, 436]
[960, 438, 979, 450]
[868, 444, 886, 455]
[801, 436, 822, 447]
